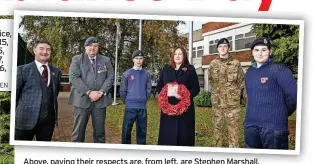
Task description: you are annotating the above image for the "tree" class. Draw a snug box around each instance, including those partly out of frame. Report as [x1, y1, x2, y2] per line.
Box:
[0, 92, 14, 163]
[252, 24, 300, 79]
[0, 15, 13, 19]
[20, 16, 188, 78]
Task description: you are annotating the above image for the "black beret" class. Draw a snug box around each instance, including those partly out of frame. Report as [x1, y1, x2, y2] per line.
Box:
[132, 50, 145, 58]
[250, 37, 271, 50]
[84, 37, 98, 47]
[217, 38, 230, 48]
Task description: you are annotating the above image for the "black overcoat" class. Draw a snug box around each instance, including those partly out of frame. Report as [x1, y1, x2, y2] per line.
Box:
[156, 64, 200, 146]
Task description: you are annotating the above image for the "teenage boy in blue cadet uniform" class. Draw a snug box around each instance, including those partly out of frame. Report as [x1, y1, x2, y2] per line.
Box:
[120, 50, 152, 144]
[244, 37, 297, 149]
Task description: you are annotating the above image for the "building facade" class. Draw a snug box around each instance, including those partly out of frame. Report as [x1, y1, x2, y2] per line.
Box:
[189, 22, 255, 91]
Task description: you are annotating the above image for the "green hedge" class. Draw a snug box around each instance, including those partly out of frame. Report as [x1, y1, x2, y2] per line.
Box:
[194, 90, 212, 107]
[0, 92, 14, 163]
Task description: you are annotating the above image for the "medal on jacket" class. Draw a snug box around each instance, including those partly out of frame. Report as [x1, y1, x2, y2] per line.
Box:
[97, 64, 107, 73]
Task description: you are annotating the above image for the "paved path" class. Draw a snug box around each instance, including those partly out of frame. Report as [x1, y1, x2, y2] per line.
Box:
[52, 92, 121, 143]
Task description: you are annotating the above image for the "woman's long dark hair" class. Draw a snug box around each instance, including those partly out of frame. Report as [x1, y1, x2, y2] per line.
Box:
[169, 46, 190, 69]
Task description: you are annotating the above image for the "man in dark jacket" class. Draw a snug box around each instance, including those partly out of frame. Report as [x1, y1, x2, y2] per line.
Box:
[15, 41, 61, 141]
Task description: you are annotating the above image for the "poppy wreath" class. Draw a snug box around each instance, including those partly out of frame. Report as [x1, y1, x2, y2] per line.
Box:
[158, 82, 191, 116]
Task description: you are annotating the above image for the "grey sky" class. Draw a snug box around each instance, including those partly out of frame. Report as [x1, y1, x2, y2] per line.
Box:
[177, 21, 206, 34]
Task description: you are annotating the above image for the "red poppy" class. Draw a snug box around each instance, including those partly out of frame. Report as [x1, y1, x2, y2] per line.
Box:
[260, 77, 268, 84]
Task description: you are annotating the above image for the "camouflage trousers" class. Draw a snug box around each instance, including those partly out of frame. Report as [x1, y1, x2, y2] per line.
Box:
[212, 106, 241, 148]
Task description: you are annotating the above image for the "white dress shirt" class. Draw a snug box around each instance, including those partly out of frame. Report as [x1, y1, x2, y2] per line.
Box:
[89, 56, 96, 64]
[35, 60, 51, 86]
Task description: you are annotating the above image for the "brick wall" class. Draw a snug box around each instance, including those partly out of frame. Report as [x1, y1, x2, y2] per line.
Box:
[202, 22, 239, 34]
[202, 50, 252, 65]
[62, 84, 71, 92]
[60, 68, 71, 92]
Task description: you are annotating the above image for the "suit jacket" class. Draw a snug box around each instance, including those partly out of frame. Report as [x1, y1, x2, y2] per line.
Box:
[15, 62, 61, 130]
[68, 53, 114, 109]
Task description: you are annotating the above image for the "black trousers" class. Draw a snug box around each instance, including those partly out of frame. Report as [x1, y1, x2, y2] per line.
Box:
[15, 115, 55, 141]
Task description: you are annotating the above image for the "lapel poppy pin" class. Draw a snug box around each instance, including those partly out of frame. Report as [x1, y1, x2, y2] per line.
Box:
[130, 75, 135, 80]
[182, 67, 187, 72]
[260, 77, 269, 84]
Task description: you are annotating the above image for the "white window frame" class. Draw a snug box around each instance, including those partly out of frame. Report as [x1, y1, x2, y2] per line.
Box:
[234, 30, 255, 51]
[203, 23, 254, 56]
[196, 46, 204, 58]
[192, 40, 204, 59]
[192, 47, 197, 59]
[208, 39, 218, 54]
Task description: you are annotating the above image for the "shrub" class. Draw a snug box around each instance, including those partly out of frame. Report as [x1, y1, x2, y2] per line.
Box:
[194, 90, 212, 107]
[0, 92, 14, 163]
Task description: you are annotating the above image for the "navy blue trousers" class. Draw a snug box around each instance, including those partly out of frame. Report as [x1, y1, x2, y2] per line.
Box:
[244, 125, 289, 149]
[121, 108, 147, 144]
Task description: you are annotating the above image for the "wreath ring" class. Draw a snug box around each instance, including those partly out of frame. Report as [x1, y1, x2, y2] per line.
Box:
[158, 82, 191, 116]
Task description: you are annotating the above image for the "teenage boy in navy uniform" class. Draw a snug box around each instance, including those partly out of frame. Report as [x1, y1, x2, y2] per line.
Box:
[119, 50, 152, 144]
[244, 37, 297, 149]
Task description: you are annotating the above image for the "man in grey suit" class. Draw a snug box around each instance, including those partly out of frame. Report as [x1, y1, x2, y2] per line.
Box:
[15, 41, 61, 141]
[69, 37, 114, 143]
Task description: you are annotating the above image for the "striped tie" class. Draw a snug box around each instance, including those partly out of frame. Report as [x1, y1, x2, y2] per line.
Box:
[42, 65, 48, 84]
[91, 58, 96, 72]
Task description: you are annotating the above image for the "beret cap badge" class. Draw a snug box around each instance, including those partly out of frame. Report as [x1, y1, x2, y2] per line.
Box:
[264, 38, 268, 44]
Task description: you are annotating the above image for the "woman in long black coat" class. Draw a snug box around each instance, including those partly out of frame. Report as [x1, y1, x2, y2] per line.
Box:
[156, 47, 200, 146]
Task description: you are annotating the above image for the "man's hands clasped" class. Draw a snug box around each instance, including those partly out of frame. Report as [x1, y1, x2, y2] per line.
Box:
[86, 90, 104, 102]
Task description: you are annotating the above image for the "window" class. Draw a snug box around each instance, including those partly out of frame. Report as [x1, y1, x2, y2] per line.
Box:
[61, 74, 70, 84]
[235, 30, 255, 50]
[192, 51, 196, 58]
[245, 30, 254, 37]
[209, 40, 218, 54]
[206, 26, 255, 52]
[192, 47, 197, 58]
[235, 37, 255, 50]
[197, 50, 204, 58]
[226, 36, 233, 51]
[235, 34, 243, 39]
[197, 46, 203, 58]
[192, 46, 204, 59]
[209, 44, 218, 54]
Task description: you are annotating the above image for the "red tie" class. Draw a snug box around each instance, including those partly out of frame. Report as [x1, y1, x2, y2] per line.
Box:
[42, 65, 48, 84]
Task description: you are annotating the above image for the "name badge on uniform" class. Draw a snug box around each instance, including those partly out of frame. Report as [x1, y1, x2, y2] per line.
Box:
[97, 64, 107, 74]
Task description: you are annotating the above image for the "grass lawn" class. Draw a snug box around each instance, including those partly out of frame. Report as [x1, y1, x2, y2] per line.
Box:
[106, 98, 296, 149]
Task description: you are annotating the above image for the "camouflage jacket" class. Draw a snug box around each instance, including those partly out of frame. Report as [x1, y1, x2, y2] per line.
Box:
[208, 55, 245, 108]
